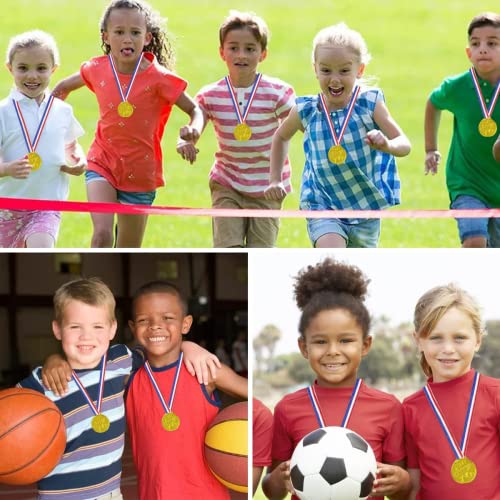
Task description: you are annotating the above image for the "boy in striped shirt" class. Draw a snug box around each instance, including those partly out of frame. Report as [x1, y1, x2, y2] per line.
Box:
[177, 11, 295, 248]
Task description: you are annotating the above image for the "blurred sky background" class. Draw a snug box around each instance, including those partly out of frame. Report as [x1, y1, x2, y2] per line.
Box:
[249, 249, 500, 355]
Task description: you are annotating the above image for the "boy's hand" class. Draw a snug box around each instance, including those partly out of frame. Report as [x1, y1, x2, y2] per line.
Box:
[425, 150, 441, 175]
[264, 181, 287, 201]
[181, 341, 222, 385]
[179, 125, 200, 143]
[176, 140, 199, 164]
[41, 354, 72, 396]
[276, 461, 294, 494]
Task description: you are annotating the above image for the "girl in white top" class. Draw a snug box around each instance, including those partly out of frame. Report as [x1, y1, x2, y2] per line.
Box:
[0, 30, 85, 248]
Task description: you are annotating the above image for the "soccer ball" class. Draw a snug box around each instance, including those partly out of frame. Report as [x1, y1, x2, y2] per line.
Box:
[290, 426, 377, 500]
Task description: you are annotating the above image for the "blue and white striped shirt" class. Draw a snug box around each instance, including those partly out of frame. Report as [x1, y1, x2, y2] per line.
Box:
[298, 88, 401, 220]
[19, 344, 141, 500]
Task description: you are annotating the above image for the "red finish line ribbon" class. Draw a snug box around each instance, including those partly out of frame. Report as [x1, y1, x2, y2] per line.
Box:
[1, 197, 500, 219]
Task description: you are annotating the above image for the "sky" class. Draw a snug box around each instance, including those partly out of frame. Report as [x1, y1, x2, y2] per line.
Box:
[248, 249, 500, 355]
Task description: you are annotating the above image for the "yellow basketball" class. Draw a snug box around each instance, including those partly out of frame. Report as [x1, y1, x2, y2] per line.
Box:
[204, 401, 248, 493]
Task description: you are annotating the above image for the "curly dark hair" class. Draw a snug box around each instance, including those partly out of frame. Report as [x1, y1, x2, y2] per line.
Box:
[99, 0, 175, 69]
[294, 258, 371, 338]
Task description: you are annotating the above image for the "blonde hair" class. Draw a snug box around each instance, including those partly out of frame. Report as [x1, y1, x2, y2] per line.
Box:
[312, 23, 371, 65]
[6, 30, 60, 66]
[413, 283, 484, 377]
[54, 277, 116, 325]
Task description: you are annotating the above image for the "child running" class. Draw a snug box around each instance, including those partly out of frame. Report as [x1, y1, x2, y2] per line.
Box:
[177, 11, 295, 248]
[403, 283, 500, 499]
[52, 0, 202, 248]
[265, 23, 411, 248]
[262, 258, 410, 500]
[125, 280, 248, 499]
[0, 30, 85, 248]
[424, 12, 500, 248]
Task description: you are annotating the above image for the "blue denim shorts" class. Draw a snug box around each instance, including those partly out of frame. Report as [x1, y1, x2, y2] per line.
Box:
[306, 216, 381, 247]
[451, 194, 500, 247]
[85, 170, 156, 205]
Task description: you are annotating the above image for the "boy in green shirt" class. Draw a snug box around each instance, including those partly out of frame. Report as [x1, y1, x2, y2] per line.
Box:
[424, 12, 500, 247]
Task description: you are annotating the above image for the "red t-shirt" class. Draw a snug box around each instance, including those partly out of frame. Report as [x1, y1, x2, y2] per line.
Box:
[272, 381, 405, 500]
[125, 360, 229, 499]
[253, 398, 273, 467]
[81, 52, 187, 191]
[403, 369, 500, 500]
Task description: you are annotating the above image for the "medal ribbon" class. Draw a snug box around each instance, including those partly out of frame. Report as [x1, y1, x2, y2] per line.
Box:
[319, 85, 360, 147]
[307, 378, 362, 428]
[108, 53, 143, 103]
[71, 352, 107, 417]
[144, 351, 183, 414]
[423, 371, 480, 459]
[225, 73, 262, 125]
[469, 68, 500, 119]
[12, 95, 55, 154]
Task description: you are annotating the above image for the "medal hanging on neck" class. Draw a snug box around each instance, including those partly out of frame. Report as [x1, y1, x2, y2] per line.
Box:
[72, 353, 110, 433]
[423, 371, 480, 484]
[307, 378, 362, 428]
[108, 53, 143, 118]
[12, 95, 54, 171]
[144, 352, 183, 431]
[319, 86, 360, 165]
[225, 73, 262, 141]
[470, 68, 500, 137]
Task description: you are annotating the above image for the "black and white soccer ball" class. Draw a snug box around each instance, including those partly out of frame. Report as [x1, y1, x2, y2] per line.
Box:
[290, 426, 377, 500]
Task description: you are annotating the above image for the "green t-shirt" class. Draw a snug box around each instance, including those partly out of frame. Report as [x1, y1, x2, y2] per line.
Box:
[430, 70, 500, 207]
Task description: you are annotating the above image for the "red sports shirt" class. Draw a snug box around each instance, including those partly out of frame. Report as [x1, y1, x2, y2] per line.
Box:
[253, 398, 273, 467]
[403, 369, 500, 499]
[81, 52, 187, 191]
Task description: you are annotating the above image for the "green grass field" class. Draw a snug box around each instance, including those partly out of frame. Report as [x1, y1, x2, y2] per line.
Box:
[1, 0, 497, 248]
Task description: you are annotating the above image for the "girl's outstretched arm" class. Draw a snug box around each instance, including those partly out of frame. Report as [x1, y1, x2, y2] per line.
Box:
[211, 363, 247, 399]
[175, 92, 204, 164]
[264, 105, 302, 201]
[370, 100, 411, 157]
[52, 72, 85, 100]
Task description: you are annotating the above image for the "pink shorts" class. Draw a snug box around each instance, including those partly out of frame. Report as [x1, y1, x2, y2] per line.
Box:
[0, 210, 61, 248]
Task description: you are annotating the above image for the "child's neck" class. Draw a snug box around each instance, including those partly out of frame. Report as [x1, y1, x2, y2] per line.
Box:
[474, 66, 500, 86]
[146, 349, 181, 368]
[228, 71, 258, 88]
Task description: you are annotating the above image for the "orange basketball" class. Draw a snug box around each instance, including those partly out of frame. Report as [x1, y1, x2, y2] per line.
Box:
[204, 401, 248, 493]
[0, 387, 66, 485]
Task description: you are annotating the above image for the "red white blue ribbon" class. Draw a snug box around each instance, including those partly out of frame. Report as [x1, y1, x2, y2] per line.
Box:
[307, 378, 362, 428]
[71, 352, 107, 417]
[12, 95, 55, 154]
[423, 371, 480, 459]
[319, 85, 360, 147]
[144, 352, 183, 414]
[108, 53, 143, 102]
[469, 68, 500, 119]
[225, 73, 262, 124]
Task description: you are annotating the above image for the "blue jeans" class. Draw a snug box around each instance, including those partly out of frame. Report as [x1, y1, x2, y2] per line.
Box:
[85, 170, 156, 205]
[451, 195, 500, 247]
[306, 216, 381, 247]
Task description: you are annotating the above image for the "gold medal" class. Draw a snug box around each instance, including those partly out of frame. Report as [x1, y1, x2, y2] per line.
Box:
[233, 123, 252, 141]
[117, 101, 134, 118]
[27, 152, 42, 171]
[91, 414, 110, 433]
[451, 457, 477, 484]
[161, 412, 180, 431]
[478, 117, 497, 137]
[328, 145, 347, 164]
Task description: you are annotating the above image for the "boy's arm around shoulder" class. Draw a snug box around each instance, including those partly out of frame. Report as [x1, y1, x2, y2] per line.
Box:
[209, 363, 247, 399]
[52, 72, 85, 101]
